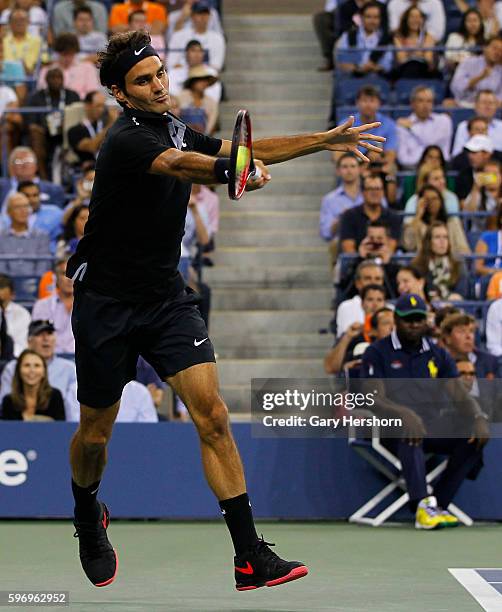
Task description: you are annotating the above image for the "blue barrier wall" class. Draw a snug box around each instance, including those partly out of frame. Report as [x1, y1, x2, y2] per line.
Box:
[1, 423, 501, 519]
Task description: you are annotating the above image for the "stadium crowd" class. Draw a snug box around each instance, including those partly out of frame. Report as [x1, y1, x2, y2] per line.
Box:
[0, 0, 223, 421]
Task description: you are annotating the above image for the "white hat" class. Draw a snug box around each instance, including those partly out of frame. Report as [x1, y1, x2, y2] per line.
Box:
[465, 134, 494, 153]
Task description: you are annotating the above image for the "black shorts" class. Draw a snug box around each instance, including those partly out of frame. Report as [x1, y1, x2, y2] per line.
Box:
[71, 285, 215, 408]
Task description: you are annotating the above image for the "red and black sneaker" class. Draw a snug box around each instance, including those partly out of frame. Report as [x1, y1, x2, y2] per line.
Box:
[234, 536, 308, 591]
[73, 502, 118, 587]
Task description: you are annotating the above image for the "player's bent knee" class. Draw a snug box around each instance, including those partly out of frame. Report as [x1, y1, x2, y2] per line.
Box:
[195, 399, 231, 445]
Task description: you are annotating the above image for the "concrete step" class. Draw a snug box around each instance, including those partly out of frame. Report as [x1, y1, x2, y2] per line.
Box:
[212, 287, 332, 310]
[217, 358, 328, 386]
[248, 177, 332, 195]
[212, 247, 327, 267]
[204, 266, 331, 287]
[220, 195, 326, 212]
[210, 310, 332, 334]
[220, 100, 329, 116]
[219, 211, 319, 231]
[224, 15, 318, 26]
[225, 55, 320, 71]
[223, 70, 327, 86]
[225, 82, 331, 101]
[226, 28, 316, 43]
[212, 332, 332, 358]
[227, 0, 324, 13]
[217, 229, 321, 247]
[219, 114, 327, 133]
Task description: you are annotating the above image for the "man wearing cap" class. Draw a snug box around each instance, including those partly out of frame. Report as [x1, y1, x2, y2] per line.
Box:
[360, 294, 490, 530]
[0, 319, 78, 420]
[65, 29, 384, 590]
[452, 134, 497, 201]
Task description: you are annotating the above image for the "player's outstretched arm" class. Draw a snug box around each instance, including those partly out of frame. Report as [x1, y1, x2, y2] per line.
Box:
[217, 116, 385, 165]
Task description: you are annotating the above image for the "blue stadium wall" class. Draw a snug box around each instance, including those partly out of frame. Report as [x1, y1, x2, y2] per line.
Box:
[1, 423, 501, 520]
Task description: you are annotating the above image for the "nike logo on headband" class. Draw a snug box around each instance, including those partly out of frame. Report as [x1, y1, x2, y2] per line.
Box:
[134, 47, 146, 56]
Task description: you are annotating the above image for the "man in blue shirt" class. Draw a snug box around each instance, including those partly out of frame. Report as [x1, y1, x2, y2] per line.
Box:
[18, 181, 63, 254]
[360, 294, 490, 529]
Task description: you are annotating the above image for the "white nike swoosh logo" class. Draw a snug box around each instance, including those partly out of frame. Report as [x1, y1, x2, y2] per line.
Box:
[224, 170, 229, 179]
[194, 338, 208, 347]
[134, 46, 146, 56]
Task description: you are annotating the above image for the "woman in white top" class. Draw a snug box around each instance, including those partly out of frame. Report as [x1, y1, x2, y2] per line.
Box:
[0, 0, 47, 37]
[445, 9, 485, 69]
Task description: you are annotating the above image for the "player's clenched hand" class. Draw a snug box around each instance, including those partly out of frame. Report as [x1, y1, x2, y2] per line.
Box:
[245, 159, 271, 192]
[323, 115, 386, 163]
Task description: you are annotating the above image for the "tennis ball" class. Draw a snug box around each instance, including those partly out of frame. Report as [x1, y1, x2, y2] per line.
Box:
[236, 145, 250, 172]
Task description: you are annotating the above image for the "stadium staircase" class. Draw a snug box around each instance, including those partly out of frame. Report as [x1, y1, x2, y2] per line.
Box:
[206, 4, 334, 417]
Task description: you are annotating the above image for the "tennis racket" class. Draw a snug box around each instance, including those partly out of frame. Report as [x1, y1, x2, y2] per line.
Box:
[228, 109, 261, 201]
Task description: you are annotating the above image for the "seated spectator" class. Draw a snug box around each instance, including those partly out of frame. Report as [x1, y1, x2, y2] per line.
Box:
[167, 0, 222, 40]
[56, 205, 89, 258]
[397, 265, 427, 298]
[336, 2, 392, 76]
[392, 6, 438, 80]
[455, 0, 502, 39]
[335, 260, 385, 336]
[403, 185, 470, 254]
[52, 0, 108, 37]
[109, 0, 167, 34]
[445, 9, 485, 71]
[441, 312, 501, 378]
[136, 354, 166, 413]
[486, 296, 502, 355]
[320, 153, 363, 253]
[360, 149, 398, 207]
[190, 182, 219, 242]
[450, 36, 502, 107]
[1, 348, 66, 420]
[74, 5, 108, 58]
[116, 380, 159, 422]
[313, 0, 336, 71]
[67, 91, 119, 166]
[0, 146, 66, 212]
[0, 193, 50, 277]
[0, 26, 27, 103]
[387, 0, 445, 43]
[127, 9, 166, 57]
[462, 157, 501, 230]
[325, 305, 394, 375]
[452, 90, 502, 155]
[412, 221, 469, 300]
[454, 355, 497, 419]
[179, 187, 210, 281]
[31, 257, 74, 354]
[0, 320, 78, 420]
[2, 8, 41, 75]
[474, 202, 502, 275]
[452, 116, 493, 169]
[397, 87, 453, 169]
[0, 82, 21, 155]
[38, 34, 101, 100]
[168, 1, 225, 71]
[0, 0, 47, 38]
[404, 166, 460, 216]
[0, 273, 29, 356]
[168, 39, 221, 101]
[61, 165, 94, 227]
[339, 174, 401, 253]
[25, 68, 80, 180]
[401, 145, 453, 203]
[176, 65, 219, 134]
[453, 134, 497, 200]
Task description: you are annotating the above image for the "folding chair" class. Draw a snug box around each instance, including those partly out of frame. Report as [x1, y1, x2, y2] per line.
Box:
[348, 418, 474, 527]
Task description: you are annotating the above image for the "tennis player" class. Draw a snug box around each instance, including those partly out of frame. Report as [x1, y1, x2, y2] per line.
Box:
[68, 30, 385, 591]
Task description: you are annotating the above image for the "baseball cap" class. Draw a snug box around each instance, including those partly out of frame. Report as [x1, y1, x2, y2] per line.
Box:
[394, 294, 427, 318]
[192, 1, 211, 12]
[465, 134, 494, 153]
[28, 320, 55, 336]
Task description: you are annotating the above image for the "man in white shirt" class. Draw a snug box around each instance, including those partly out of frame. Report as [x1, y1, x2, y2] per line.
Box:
[0, 273, 30, 356]
[167, 1, 225, 71]
[486, 297, 502, 357]
[397, 86, 453, 168]
[166, 0, 222, 41]
[452, 90, 502, 156]
[387, 0, 445, 43]
[116, 380, 159, 422]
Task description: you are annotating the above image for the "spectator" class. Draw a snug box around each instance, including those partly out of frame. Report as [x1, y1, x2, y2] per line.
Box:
[336, 0, 384, 38]
[52, 0, 108, 37]
[2, 8, 41, 74]
[0, 82, 21, 155]
[454, 134, 496, 200]
[441, 312, 501, 378]
[37, 34, 101, 100]
[403, 185, 470, 254]
[445, 9, 485, 70]
[454, 355, 497, 419]
[412, 221, 468, 299]
[0, 319, 78, 419]
[454, 0, 502, 39]
[313, 0, 336, 71]
[67, 91, 119, 166]
[452, 90, 502, 155]
[168, 39, 221, 101]
[0, 302, 15, 364]
[0, 273, 30, 356]
[320, 153, 363, 251]
[168, 1, 225, 71]
[116, 380, 159, 422]
[16, 181, 63, 254]
[74, 5, 108, 58]
[387, 0, 445, 43]
[1, 349, 66, 420]
[25, 67, 80, 180]
[450, 36, 502, 107]
[404, 166, 460, 216]
[462, 157, 502, 230]
[335, 260, 385, 336]
[127, 9, 166, 56]
[397, 86, 453, 168]
[176, 64, 219, 134]
[31, 257, 74, 354]
[61, 166, 94, 227]
[401, 145, 452, 203]
[190, 182, 219, 240]
[179, 187, 210, 281]
[339, 174, 401, 253]
[0, 146, 66, 212]
[452, 117, 494, 172]
[109, 0, 167, 34]
[167, 0, 223, 40]
[56, 205, 89, 258]
[136, 354, 166, 413]
[392, 6, 438, 80]
[397, 265, 428, 299]
[336, 2, 392, 76]
[0, 192, 51, 277]
[486, 296, 502, 355]
[0, 0, 47, 38]
[474, 202, 502, 275]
